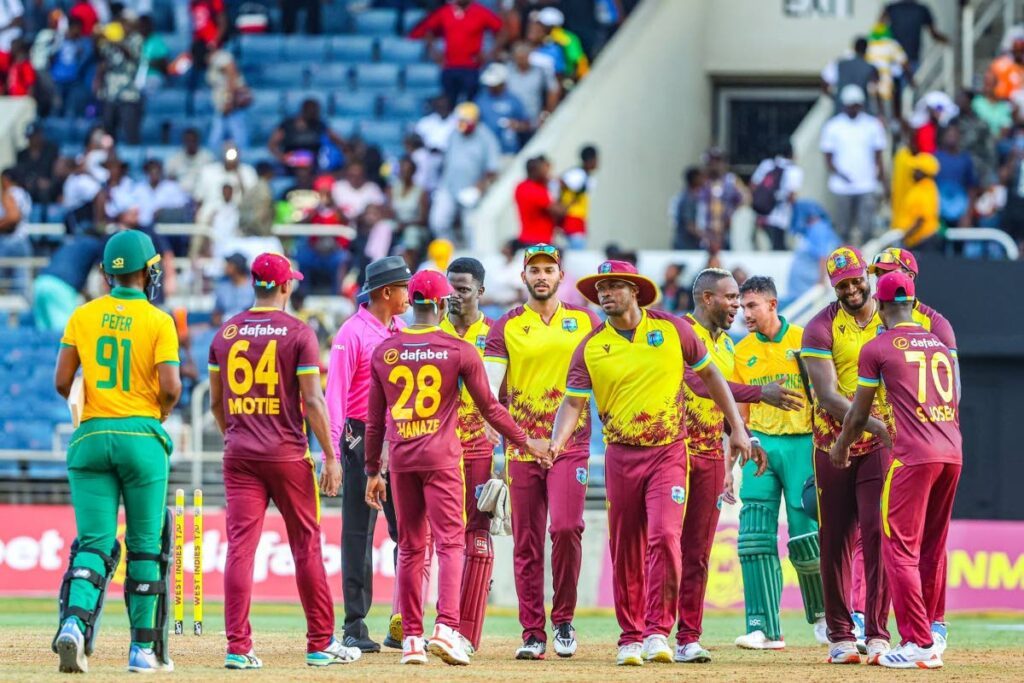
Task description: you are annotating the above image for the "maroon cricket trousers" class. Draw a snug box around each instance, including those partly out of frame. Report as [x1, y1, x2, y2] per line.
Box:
[677, 453, 724, 646]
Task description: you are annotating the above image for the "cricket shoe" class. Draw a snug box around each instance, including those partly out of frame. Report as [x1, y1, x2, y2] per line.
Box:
[616, 643, 643, 666]
[734, 630, 785, 650]
[306, 637, 362, 666]
[342, 634, 381, 653]
[127, 644, 174, 673]
[400, 636, 427, 665]
[515, 636, 546, 660]
[674, 642, 711, 663]
[458, 633, 476, 658]
[383, 613, 403, 650]
[878, 642, 943, 669]
[641, 634, 673, 662]
[866, 638, 891, 665]
[813, 617, 829, 646]
[224, 651, 262, 670]
[851, 611, 867, 654]
[426, 623, 470, 665]
[55, 619, 88, 674]
[553, 622, 577, 658]
[826, 641, 861, 664]
[931, 622, 948, 655]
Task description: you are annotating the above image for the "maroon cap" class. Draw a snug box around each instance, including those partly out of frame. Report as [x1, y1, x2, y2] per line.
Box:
[251, 253, 304, 288]
[576, 260, 661, 308]
[409, 269, 453, 304]
[876, 271, 916, 302]
[826, 246, 867, 287]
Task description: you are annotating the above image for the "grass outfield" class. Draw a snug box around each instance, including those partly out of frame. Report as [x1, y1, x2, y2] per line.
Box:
[2, 598, 1023, 681]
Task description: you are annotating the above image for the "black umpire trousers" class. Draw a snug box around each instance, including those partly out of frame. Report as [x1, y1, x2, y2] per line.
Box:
[340, 418, 398, 639]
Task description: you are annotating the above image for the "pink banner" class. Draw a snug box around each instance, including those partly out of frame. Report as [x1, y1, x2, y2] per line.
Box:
[0, 505, 395, 602]
[597, 520, 1024, 612]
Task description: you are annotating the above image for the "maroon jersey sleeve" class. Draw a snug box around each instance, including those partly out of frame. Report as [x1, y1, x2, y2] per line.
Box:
[857, 336, 884, 385]
[925, 307, 958, 352]
[684, 367, 764, 403]
[671, 314, 711, 368]
[364, 352, 388, 477]
[565, 338, 592, 395]
[483, 310, 512, 361]
[461, 343, 527, 448]
[801, 306, 835, 355]
[294, 324, 321, 372]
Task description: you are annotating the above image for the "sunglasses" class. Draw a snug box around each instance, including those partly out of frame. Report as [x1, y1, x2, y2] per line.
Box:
[872, 251, 901, 266]
[524, 245, 560, 261]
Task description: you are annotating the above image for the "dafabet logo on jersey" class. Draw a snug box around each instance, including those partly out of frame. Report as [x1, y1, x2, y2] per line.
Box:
[222, 324, 238, 340]
[383, 349, 400, 365]
[893, 336, 910, 350]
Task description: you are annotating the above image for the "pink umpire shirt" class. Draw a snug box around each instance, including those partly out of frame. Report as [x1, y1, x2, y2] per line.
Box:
[326, 304, 406, 449]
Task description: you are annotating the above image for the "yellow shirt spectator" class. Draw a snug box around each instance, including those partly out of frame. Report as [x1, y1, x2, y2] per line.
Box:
[895, 154, 940, 248]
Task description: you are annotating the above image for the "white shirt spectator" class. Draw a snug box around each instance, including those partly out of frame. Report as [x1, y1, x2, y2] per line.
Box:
[750, 156, 803, 230]
[0, 0, 24, 54]
[819, 111, 886, 195]
[134, 178, 191, 226]
[166, 147, 214, 196]
[3, 185, 31, 238]
[62, 172, 103, 211]
[415, 111, 456, 151]
[411, 146, 441, 192]
[193, 161, 257, 208]
[330, 179, 385, 221]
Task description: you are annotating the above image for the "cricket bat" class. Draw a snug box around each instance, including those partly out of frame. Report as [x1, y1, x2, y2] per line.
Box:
[68, 375, 84, 428]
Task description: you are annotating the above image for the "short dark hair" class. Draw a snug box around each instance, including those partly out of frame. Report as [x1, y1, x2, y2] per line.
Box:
[854, 36, 868, 54]
[684, 165, 703, 187]
[739, 275, 777, 299]
[580, 145, 598, 163]
[525, 155, 548, 175]
[448, 257, 485, 285]
[254, 283, 281, 299]
[692, 268, 733, 298]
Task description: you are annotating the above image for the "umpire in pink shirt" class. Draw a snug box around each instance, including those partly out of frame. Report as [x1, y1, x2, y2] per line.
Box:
[326, 256, 411, 652]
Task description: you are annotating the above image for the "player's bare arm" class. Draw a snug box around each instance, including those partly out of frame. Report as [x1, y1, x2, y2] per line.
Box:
[549, 394, 587, 465]
[209, 368, 226, 433]
[695, 363, 752, 466]
[831, 385, 880, 468]
[54, 346, 81, 399]
[804, 355, 888, 440]
[685, 366, 802, 411]
[299, 373, 341, 497]
[156, 362, 182, 422]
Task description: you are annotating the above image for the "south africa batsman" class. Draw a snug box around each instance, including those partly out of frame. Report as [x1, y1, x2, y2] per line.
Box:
[52, 230, 182, 673]
[730, 276, 826, 649]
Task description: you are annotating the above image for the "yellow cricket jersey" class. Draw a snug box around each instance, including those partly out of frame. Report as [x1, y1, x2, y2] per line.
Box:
[565, 309, 710, 446]
[484, 302, 599, 461]
[733, 317, 812, 436]
[683, 314, 736, 459]
[61, 287, 180, 422]
[440, 313, 493, 456]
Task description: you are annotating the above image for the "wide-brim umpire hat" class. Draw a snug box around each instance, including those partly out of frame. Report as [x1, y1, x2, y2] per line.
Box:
[576, 260, 661, 308]
[361, 255, 412, 294]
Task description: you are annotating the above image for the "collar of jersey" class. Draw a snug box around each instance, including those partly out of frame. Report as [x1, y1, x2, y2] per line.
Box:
[602, 309, 648, 343]
[249, 306, 279, 312]
[111, 286, 146, 300]
[686, 312, 723, 342]
[893, 322, 922, 329]
[442, 313, 484, 339]
[755, 316, 790, 343]
[524, 301, 562, 325]
[402, 325, 440, 335]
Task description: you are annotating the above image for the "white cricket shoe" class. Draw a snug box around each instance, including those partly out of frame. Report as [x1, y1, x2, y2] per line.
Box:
[553, 622, 577, 658]
[616, 643, 643, 666]
[515, 636, 545, 660]
[400, 636, 427, 665]
[426, 624, 470, 666]
[813, 617, 829, 645]
[851, 611, 867, 654]
[734, 630, 785, 650]
[306, 637, 362, 666]
[866, 638, 891, 665]
[827, 640, 861, 664]
[931, 622, 948, 655]
[127, 643, 174, 673]
[879, 642, 943, 669]
[55, 619, 88, 674]
[641, 634, 673, 662]
[674, 641, 711, 663]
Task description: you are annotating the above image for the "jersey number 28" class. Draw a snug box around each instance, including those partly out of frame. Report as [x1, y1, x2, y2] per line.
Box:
[388, 364, 442, 420]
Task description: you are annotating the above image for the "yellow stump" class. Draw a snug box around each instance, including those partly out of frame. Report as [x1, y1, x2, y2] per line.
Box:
[173, 489, 184, 635]
[193, 488, 203, 636]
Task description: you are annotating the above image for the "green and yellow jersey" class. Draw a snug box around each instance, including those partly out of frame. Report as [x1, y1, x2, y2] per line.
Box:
[733, 317, 812, 436]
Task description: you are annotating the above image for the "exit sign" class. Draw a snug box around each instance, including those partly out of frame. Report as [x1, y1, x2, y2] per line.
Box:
[784, 0, 854, 18]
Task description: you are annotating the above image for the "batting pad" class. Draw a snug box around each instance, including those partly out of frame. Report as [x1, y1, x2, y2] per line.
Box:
[788, 531, 826, 624]
[738, 503, 783, 641]
[460, 529, 494, 650]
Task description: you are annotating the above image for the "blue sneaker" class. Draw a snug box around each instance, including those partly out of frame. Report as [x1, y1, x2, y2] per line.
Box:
[55, 619, 88, 674]
[306, 637, 362, 666]
[931, 622, 948, 655]
[225, 651, 263, 669]
[127, 643, 174, 673]
[851, 612, 867, 654]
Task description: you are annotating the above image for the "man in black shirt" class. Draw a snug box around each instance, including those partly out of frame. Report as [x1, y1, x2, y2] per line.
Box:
[16, 122, 60, 219]
[268, 99, 346, 175]
[882, 0, 948, 66]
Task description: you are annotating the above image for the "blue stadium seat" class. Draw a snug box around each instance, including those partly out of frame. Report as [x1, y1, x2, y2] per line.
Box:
[358, 120, 405, 148]
[242, 146, 277, 167]
[0, 461, 20, 478]
[27, 460, 68, 478]
[333, 91, 377, 118]
[43, 118, 84, 144]
[401, 9, 427, 31]
[352, 9, 398, 36]
[254, 63, 310, 89]
[117, 146, 146, 171]
[146, 89, 188, 115]
[248, 117, 281, 145]
[404, 63, 441, 90]
[282, 34, 330, 61]
[163, 32, 189, 57]
[286, 89, 331, 114]
[143, 145, 179, 165]
[353, 63, 401, 90]
[322, 2, 349, 33]
[269, 176, 293, 200]
[59, 142, 81, 160]
[378, 37, 425, 64]
[140, 116, 176, 145]
[328, 116, 359, 138]
[239, 35, 284, 66]
[380, 93, 425, 119]
[189, 92, 215, 117]
[315, 63, 353, 89]
[327, 35, 376, 63]
[248, 89, 285, 117]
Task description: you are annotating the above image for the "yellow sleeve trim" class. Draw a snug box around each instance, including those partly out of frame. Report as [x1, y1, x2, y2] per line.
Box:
[296, 367, 320, 376]
[565, 387, 591, 398]
[857, 376, 881, 387]
[208, 364, 220, 373]
[691, 353, 712, 372]
[801, 348, 832, 359]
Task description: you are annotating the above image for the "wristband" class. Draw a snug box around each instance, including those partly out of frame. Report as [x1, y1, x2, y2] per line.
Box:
[749, 437, 761, 447]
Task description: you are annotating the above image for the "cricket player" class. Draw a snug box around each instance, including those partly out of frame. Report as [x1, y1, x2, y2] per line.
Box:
[439, 257, 497, 650]
[52, 230, 181, 673]
[832, 271, 961, 670]
[730, 275, 827, 649]
[483, 244, 600, 659]
[364, 270, 548, 666]
[801, 246, 894, 665]
[676, 268, 803, 663]
[208, 253, 361, 668]
[551, 260, 751, 666]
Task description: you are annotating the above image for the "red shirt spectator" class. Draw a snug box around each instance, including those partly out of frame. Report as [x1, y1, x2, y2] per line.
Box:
[191, 0, 226, 47]
[69, 0, 99, 36]
[5, 50, 34, 97]
[409, 1, 502, 69]
[515, 156, 563, 245]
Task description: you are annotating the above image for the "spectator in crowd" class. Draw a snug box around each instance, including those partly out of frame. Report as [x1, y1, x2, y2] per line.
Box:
[912, 90, 957, 154]
[409, 0, 504, 105]
[0, 0, 24, 75]
[786, 199, 839, 302]
[482, 238, 526, 307]
[189, 0, 228, 94]
[199, 182, 242, 259]
[390, 156, 430, 258]
[295, 174, 347, 294]
[671, 165, 705, 250]
[331, 160, 386, 223]
[5, 38, 34, 96]
[506, 41, 557, 128]
[48, 15, 93, 117]
[283, 0, 321, 35]
[193, 144, 257, 214]
[513, 154, 564, 247]
[988, 37, 1024, 102]
[749, 142, 803, 251]
[212, 252, 255, 325]
[821, 36, 881, 115]
[32, 231, 104, 331]
[880, 0, 947, 68]
[238, 160, 275, 237]
[866, 22, 910, 119]
[475, 62, 530, 154]
[934, 125, 978, 227]
[430, 102, 500, 242]
[820, 85, 886, 243]
[0, 168, 31, 294]
[62, 147, 109, 234]
[656, 262, 688, 314]
[895, 153, 941, 249]
[96, 13, 144, 144]
[15, 121, 59, 219]
[269, 98, 345, 175]
[955, 89, 996, 185]
[69, 0, 98, 36]
[973, 70, 1014, 137]
[135, 158, 191, 230]
[29, 10, 63, 116]
[698, 147, 747, 249]
[137, 14, 169, 94]
[999, 143, 1024, 252]
[534, 7, 588, 86]
[891, 126, 922, 219]
[414, 94, 455, 154]
[417, 236, 453, 273]
[558, 144, 598, 249]
[207, 49, 250, 151]
[166, 127, 214, 197]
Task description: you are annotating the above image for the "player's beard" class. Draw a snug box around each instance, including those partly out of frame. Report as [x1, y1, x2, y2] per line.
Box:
[839, 286, 870, 311]
[527, 279, 559, 301]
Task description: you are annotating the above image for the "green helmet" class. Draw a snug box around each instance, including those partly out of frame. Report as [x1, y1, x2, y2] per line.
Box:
[103, 230, 160, 275]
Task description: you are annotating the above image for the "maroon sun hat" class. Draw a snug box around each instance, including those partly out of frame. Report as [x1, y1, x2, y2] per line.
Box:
[576, 260, 660, 308]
